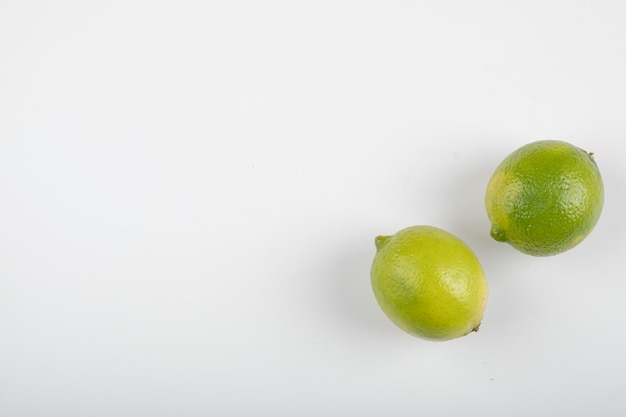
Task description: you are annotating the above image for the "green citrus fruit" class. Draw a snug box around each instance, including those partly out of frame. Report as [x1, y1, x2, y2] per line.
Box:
[370, 226, 488, 341]
[485, 140, 604, 256]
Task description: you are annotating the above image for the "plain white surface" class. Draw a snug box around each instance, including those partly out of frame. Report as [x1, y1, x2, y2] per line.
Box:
[2, 1, 626, 415]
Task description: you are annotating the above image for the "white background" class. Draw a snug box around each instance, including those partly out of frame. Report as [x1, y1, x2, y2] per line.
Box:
[1, 1, 626, 416]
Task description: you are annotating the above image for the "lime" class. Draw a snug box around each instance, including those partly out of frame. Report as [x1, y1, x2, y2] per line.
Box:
[370, 226, 488, 341]
[485, 140, 604, 256]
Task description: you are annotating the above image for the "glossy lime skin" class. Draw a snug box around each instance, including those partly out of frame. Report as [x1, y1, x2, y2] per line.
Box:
[371, 226, 488, 341]
[485, 140, 604, 256]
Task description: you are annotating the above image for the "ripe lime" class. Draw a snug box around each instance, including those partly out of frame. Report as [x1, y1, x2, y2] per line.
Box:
[370, 226, 488, 341]
[485, 140, 604, 256]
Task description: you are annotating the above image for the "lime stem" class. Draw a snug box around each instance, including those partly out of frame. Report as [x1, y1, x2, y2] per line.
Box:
[374, 235, 390, 251]
[490, 225, 507, 242]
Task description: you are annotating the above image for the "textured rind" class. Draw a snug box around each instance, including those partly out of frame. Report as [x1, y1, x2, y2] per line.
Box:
[370, 226, 488, 341]
[485, 140, 604, 256]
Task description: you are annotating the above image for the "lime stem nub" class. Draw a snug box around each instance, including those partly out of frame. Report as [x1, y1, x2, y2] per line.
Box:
[490, 225, 507, 242]
[374, 235, 390, 251]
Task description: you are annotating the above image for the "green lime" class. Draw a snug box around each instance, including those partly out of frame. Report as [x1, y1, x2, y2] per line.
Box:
[485, 140, 604, 256]
[370, 226, 488, 341]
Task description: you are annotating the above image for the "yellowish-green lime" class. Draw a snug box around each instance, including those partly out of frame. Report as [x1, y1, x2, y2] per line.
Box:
[370, 226, 488, 341]
[485, 140, 604, 256]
